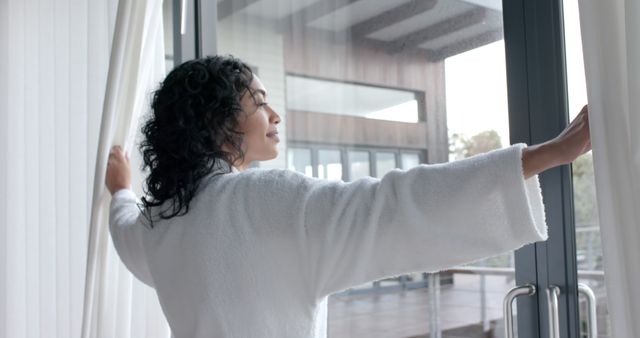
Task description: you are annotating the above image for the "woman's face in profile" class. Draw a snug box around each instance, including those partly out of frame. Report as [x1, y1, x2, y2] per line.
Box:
[236, 75, 281, 165]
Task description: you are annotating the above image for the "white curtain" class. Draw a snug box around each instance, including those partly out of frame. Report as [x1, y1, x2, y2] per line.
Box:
[0, 0, 115, 338]
[81, 0, 170, 337]
[1, 0, 170, 336]
[578, 1, 640, 337]
[1, 0, 117, 336]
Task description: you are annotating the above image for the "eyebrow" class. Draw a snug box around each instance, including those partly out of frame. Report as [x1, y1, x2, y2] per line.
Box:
[252, 89, 267, 98]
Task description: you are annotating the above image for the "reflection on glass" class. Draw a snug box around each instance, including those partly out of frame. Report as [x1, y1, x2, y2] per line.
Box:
[217, 0, 512, 335]
[286, 75, 420, 123]
[401, 153, 420, 170]
[376, 152, 397, 178]
[318, 149, 342, 181]
[348, 151, 370, 180]
[288, 148, 313, 177]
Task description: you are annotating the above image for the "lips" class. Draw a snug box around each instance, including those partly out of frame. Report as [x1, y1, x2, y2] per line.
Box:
[266, 131, 280, 142]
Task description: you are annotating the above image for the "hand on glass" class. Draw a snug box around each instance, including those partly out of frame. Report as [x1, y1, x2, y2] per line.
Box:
[522, 105, 591, 179]
[105, 145, 132, 195]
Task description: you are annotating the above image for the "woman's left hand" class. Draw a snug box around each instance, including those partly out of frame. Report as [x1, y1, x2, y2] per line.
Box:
[105, 145, 132, 195]
[547, 104, 592, 165]
[522, 105, 592, 179]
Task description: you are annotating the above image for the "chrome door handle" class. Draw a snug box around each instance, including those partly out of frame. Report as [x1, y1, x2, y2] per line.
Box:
[578, 283, 598, 338]
[546, 285, 561, 338]
[503, 284, 536, 338]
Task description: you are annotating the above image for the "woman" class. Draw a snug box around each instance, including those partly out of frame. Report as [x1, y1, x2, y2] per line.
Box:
[105, 55, 590, 338]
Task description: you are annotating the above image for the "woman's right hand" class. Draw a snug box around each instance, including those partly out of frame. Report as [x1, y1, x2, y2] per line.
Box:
[105, 145, 132, 195]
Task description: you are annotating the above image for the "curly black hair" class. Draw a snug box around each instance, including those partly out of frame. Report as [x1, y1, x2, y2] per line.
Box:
[139, 55, 254, 226]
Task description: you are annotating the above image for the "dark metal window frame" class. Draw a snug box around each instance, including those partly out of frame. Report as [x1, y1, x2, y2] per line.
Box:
[504, 0, 580, 336]
[171, 0, 217, 65]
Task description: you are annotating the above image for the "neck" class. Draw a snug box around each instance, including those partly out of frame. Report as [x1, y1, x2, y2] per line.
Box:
[232, 159, 251, 172]
[221, 144, 250, 172]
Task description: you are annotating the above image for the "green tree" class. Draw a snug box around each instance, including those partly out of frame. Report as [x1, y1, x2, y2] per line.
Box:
[467, 130, 502, 156]
[448, 130, 503, 160]
[449, 132, 472, 160]
[572, 153, 599, 227]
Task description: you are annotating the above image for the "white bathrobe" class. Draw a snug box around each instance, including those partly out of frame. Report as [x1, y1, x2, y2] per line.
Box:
[109, 143, 548, 338]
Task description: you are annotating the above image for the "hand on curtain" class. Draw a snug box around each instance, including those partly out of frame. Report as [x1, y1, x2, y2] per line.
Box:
[82, 0, 170, 337]
[522, 104, 591, 179]
[548, 104, 591, 164]
[106, 145, 132, 195]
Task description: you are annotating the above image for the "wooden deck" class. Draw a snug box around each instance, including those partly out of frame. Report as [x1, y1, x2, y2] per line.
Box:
[327, 274, 514, 338]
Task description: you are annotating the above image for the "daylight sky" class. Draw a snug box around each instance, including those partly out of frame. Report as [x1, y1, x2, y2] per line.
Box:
[445, 0, 587, 146]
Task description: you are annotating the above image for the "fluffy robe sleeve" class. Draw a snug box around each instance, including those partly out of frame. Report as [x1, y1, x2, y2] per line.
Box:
[231, 143, 548, 300]
[109, 189, 155, 288]
[109, 143, 548, 300]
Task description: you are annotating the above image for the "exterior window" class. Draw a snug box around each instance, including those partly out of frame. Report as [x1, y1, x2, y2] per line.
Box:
[317, 149, 342, 181]
[347, 151, 370, 181]
[286, 75, 420, 123]
[287, 148, 313, 177]
[401, 153, 421, 170]
[375, 152, 397, 178]
[216, 0, 512, 334]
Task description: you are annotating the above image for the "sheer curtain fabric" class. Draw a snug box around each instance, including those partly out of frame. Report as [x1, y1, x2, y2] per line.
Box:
[579, 1, 640, 337]
[81, 0, 170, 337]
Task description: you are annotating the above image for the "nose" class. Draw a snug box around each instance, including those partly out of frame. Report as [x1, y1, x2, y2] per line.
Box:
[269, 106, 281, 125]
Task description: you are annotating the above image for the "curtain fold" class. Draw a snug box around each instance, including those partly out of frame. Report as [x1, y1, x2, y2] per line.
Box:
[81, 0, 170, 337]
[3, 0, 189, 335]
[578, 1, 640, 336]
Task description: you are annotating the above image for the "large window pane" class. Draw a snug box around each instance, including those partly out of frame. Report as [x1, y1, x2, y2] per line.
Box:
[318, 149, 342, 181]
[444, 39, 515, 338]
[376, 152, 397, 178]
[287, 147, 313, 177]
[217, 0, 512, 336]
[400, 153, 421, 170]
[347, 150, 370, 180]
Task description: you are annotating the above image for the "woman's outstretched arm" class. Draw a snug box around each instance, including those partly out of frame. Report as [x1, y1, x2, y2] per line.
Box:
[103, 105, 591, 297]
[228, 105, 591, 300]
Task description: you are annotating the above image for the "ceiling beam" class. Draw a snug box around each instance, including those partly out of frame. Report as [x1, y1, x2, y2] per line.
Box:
[428, 28, 503, 60]
[348, 0, 438, 38]
[217, 0, 261, 20]
[390, 7, 491, 53]
[286, 0, 363, 25]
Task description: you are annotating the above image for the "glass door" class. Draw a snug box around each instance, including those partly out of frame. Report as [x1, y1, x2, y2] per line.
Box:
[163, 0, 618, 336]
[197, 0, 555, 336]
[504, 0, 613, 337]
[212, 1, 538, 336]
